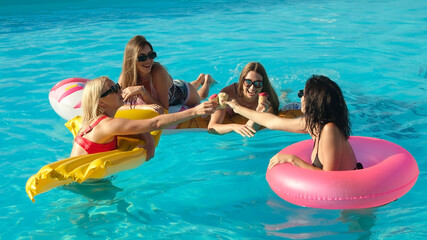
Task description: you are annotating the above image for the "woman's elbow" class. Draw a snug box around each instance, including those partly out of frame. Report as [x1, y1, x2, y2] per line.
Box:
[207, 128, 221, 135]
[153, 121, 164, 130]
[262, 121, 279, 130]
[207, 123, 221, 135]
[143, 118, 162, 132]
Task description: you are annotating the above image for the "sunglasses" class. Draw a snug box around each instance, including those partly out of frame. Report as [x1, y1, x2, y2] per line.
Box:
[101, 83, 121, 98]
[137, 51, 157, 62]
[298, 89, 304, 98]
[243, 79, 263, 88]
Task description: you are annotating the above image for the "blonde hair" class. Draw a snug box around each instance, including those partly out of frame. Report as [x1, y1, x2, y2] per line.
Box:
[120, 35, 155, 89]
[80, 76, 109, 131]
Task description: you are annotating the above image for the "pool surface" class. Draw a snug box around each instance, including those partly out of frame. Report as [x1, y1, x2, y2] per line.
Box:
[1, 0, 426, 239]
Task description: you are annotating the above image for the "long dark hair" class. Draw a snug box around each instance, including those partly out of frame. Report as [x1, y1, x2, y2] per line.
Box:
[303, 75, 351, 139]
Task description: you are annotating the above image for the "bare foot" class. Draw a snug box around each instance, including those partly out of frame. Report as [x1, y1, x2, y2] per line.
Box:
[191, 73, 205, 89]
[204, 74, 216, 86]
[197, 74, 216, 100]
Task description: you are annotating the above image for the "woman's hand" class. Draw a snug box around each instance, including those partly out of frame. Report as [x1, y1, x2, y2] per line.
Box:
[224, 99, 239, 110]
[256, 99, 270, 112]
[269, 153, 322, 171]
[122, 86, 145, 101]
[193, 101, 218, 116]
[139, 133, 155, 161]
[268, 154, 293, 169]
[233, 124, 256, 137]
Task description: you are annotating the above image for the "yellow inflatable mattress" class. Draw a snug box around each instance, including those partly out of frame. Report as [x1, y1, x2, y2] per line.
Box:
[26, 109, 162, 202]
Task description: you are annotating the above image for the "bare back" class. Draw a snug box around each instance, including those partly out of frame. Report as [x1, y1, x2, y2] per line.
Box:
[310, 123, 357, 171]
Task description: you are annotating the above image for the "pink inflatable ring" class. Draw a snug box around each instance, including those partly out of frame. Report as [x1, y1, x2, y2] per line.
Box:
[266, 136, 419, 209]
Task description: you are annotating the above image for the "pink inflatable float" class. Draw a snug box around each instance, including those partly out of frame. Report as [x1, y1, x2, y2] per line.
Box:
[266, 136, 419, 209]
[49, 78, 90, 120]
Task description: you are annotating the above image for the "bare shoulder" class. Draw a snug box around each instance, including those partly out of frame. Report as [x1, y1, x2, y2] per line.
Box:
[118, 74, 124, 84]
[322, 123, 340, 134]
[152, 63, 171, 86]
[221, 84, 237, 98]
[220, 84, 234, 92]
[99, 117, 124, 131]
[321, 123, 345, 144]
[152, 63, 168, 76]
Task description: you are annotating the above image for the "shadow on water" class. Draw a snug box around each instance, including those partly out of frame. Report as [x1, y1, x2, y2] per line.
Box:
[338, 208, 377, 240]
[59, 177, 151, 238]
[61, 176, 123, 201]
[263, 198, 378, 239]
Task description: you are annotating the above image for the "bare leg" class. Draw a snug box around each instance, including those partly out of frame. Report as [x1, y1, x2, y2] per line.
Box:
[186, 73, 215, 105]
[185, 83, 202, 106]
[190, 73, 205, 90]
[197, 74, 215, 100]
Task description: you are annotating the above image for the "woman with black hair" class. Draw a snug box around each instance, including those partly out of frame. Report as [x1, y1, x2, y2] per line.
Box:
[225, 75, 362, 171]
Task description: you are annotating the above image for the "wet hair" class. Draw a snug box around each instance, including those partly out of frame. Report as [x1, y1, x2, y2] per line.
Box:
[120, 35, 157, 89]
[303, 75, 351, 139]
[80, 76, 109, 132]
[237, 62, 280, 114]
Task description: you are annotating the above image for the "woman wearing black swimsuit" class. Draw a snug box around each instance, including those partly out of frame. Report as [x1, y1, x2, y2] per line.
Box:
[225, 75, 363, 171]
[118, 35, 214, 111]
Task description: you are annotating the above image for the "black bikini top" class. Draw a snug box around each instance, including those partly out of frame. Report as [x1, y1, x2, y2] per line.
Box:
[312, 134, 363, 170]
[312, 138, 323, 169]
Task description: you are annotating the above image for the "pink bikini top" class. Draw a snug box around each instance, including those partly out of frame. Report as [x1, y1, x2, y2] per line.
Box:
[124, 80, 158, 105]
[74, 115, 117, 154]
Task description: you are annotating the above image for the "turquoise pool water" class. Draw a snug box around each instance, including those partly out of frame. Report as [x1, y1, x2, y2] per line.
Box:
[1, 0, 426, 239]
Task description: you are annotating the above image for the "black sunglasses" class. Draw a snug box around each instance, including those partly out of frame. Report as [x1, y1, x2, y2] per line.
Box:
[243, 79, 263, 88]
[137, 51, 157, 62]
[101, 83, 121, 98]
[298, 89, 304, 98]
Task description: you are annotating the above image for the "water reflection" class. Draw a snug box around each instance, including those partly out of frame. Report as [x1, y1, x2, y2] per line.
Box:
[338, 208, 377, 240]
[264, 199, 377, 239]
[60, 177, 150, 238]
[61, 177, 122, 201]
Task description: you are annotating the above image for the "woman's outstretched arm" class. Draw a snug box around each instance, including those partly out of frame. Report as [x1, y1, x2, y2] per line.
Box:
[109, 101, 217, 136]
[225, 100, 306, 133]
